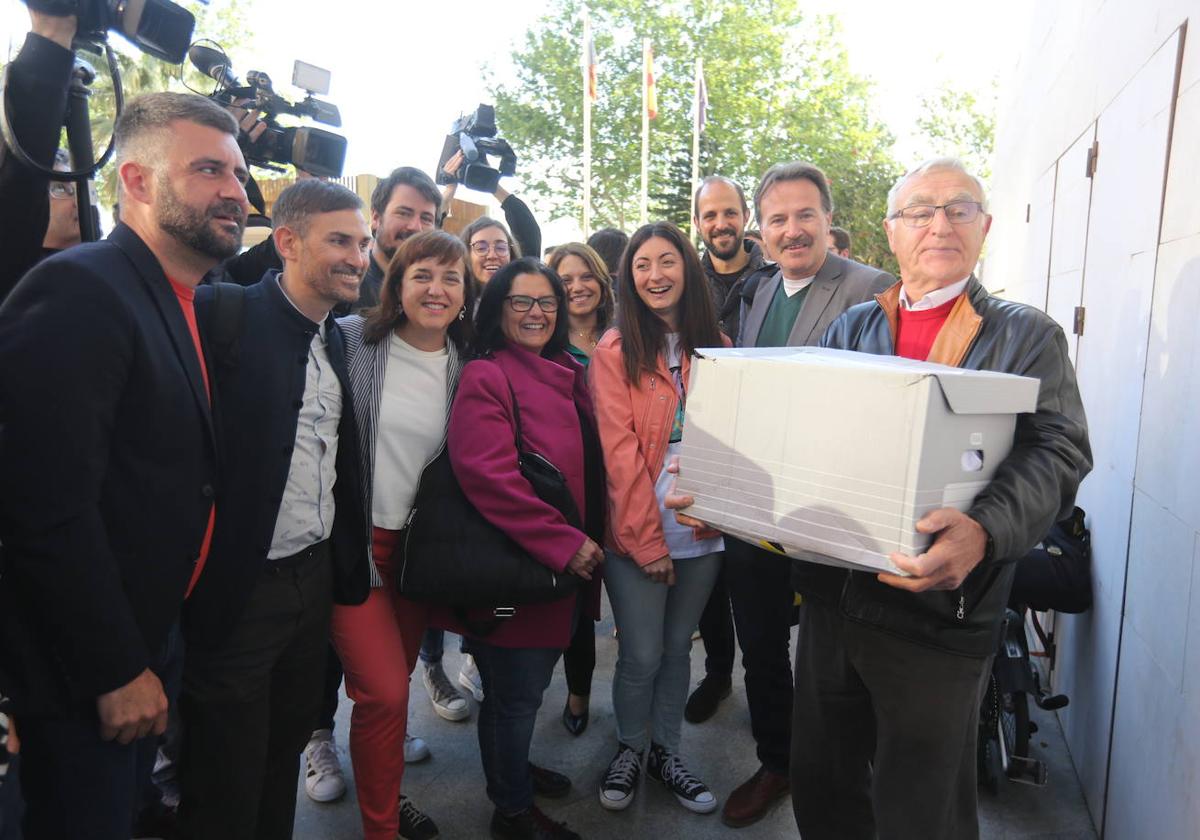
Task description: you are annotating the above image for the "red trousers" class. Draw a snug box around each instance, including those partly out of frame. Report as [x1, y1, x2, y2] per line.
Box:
[331, 527, 434, 840]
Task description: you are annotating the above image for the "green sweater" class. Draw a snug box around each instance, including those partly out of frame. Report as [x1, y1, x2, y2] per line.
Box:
[756, 281, 811, 347]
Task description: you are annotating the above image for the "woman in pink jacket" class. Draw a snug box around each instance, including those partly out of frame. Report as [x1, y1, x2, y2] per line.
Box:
[589, 222, 729, 816]
[448, 257, 605, 840]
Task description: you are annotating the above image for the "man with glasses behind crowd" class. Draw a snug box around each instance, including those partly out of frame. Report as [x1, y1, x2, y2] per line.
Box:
[789, 158, 1092, 839]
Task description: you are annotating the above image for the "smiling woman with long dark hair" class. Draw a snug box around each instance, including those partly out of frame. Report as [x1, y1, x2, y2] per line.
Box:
[589, 221, 728, 817]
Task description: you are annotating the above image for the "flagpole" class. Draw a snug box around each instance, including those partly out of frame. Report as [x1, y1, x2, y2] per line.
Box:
[640, 37, 650, 226]
[582, 12, 592, 236]
[690, 56, 702, 242]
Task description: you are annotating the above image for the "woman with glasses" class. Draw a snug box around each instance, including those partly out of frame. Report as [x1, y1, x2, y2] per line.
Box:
[461, 216, 521, 289]
[330, 230, 474, 840]
[416, 213, 524, 709]
[448, 257, 604, 840]
[544, 243, 616, 737]
[589, 222, 728, 816]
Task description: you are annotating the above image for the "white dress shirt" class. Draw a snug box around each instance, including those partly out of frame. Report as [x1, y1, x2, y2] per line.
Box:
[899, 276, 971, 311]
[268, 283, 343, 559]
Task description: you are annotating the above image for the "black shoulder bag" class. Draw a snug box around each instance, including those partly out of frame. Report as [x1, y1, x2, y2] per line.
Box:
[394, 379, 584, 620]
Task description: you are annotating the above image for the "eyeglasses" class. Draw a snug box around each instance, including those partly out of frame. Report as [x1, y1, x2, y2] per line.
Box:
[471, 240, 510, 256]
[889, 200, 983, 228]
[505, 294, 559, 313]
[49, 181, 77, 200]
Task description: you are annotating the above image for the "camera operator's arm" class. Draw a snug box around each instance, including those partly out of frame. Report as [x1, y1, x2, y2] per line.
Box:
[0, 9, 77, 303]
[496, 189, 541, 260]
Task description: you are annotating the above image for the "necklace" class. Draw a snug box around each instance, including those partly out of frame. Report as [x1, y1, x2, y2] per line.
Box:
[572, 328, 597, 348]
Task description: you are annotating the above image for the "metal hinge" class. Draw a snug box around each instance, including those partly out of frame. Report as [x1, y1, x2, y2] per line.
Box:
[1025, 204, 1031, 223]
[1085, 141, 1100, 178]
[1073, 306, 1086, 335]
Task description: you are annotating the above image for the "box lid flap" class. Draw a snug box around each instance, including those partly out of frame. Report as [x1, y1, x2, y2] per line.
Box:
[693, 345, 1039, 414]
[930, 367, 1039, 415]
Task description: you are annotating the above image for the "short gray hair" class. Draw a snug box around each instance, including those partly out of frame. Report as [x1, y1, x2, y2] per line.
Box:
[753, 161, 833, 223]
[272, 180, 363, 237]
[886, 157, 988, 217]
[114, 92, 239, 168]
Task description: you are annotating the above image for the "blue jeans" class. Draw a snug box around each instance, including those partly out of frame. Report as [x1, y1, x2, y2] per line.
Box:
[419, 628, 445, 665]
[470, 641, 561, 814]
[606, 551, 722, 753]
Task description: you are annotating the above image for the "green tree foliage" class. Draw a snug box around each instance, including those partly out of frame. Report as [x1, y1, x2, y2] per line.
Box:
[489, 0, 903, 269]
[915, 82, 997, 182]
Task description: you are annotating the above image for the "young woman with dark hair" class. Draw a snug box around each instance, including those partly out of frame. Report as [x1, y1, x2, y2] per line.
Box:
[589, 222, 729, 816]
[448, 257, 605, 840]
[327, 230, 473, 840]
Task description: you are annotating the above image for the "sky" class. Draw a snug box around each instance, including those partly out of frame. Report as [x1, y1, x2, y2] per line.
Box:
[3, 0, 1032, 241]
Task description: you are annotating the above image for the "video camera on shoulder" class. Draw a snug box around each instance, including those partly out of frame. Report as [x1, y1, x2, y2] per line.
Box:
[22, 0, 195, 62]
[189, 44, 347, 179]
[436, 104, 517, 194]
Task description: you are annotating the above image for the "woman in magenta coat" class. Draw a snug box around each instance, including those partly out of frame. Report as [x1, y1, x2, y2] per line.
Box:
[447, 257, 605, 840]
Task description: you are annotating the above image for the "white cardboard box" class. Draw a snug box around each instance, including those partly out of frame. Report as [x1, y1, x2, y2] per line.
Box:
[676, 347, 1039, 574]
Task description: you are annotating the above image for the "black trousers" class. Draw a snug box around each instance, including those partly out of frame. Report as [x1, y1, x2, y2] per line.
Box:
[695, 557, 735, 678]
[177, 541, 333, 840]
[563, 614, 597, 698]
[316, 642, 342, 731]
[17, 624, 180, 840]
[790, 599, 991, 840]
[724, 538, 795, 775]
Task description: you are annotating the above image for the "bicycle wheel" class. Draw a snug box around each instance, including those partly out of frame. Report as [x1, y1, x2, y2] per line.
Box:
[1001, 690, 1031, 760]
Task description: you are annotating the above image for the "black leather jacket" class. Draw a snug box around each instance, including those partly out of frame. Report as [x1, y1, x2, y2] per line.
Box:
[793, 277, 1092, 656]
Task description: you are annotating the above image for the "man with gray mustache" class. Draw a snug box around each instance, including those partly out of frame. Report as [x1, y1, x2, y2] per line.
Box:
[176, 179, 371, 839]
[716, 161, 893, 829]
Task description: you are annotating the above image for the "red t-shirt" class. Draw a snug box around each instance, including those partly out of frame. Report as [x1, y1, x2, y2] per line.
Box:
[895, 296, 958, 361]
[168, 277, 215, 598]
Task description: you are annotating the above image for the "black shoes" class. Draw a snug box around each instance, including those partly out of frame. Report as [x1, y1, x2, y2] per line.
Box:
[398, 795, 440, 840]
[561, 696, 589, 736]
[684, 674, 732, 723]
[490, 805, 581, 840]
[529, 762, 572, 799]
[598, 742, 642, 811]
[646, 743, 718, 814]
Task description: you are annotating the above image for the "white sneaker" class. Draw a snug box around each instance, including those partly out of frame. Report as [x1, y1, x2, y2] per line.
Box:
[422, 661, 470, 721]
[304, 729, 346, 803]
[404, 733, 431, 764]
[458, 655, 484, 703]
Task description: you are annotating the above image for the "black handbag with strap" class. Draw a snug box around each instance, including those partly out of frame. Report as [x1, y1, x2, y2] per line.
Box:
[394, 378, 585, 616]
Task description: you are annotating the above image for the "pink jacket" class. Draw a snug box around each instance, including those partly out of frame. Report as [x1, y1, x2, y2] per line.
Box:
[446, 345, 601, 649]
[589, 330, 730, 567]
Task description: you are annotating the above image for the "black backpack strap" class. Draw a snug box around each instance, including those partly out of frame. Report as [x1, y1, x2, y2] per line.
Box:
[207, 282, 247, 369]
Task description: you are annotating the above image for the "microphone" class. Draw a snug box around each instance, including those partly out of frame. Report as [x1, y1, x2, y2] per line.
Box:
[188, 45, 237, 87]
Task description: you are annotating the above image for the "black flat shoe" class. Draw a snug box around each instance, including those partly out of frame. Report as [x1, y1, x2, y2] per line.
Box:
[529, 762, 572, 799]
[561, 700, 589, 736]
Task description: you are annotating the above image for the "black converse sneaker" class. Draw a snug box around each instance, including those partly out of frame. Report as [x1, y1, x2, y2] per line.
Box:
[398, 795, 440, 840]
[647, 743, 718, 814]
[599, 743, 642, 811]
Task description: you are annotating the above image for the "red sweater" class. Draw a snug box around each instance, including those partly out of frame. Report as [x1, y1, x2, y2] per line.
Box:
[896, 296, 958, 361]
[169, 277, 215, 597]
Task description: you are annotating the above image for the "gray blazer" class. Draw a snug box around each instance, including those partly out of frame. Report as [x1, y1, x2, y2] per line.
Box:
[738, 252, 894, 348]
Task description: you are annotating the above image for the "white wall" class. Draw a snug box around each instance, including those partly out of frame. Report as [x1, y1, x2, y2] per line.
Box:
[985, 2, 1200, 837]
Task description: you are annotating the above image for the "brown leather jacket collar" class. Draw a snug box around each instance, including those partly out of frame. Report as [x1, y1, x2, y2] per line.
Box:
[875, 278, 984, 367]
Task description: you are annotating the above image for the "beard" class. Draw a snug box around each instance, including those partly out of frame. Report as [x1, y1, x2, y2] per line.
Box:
[377, 227, 419, 262]
[156, 176, 246, 261]
[304, 257, 364, 308]
[703, 226, 743, 261]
